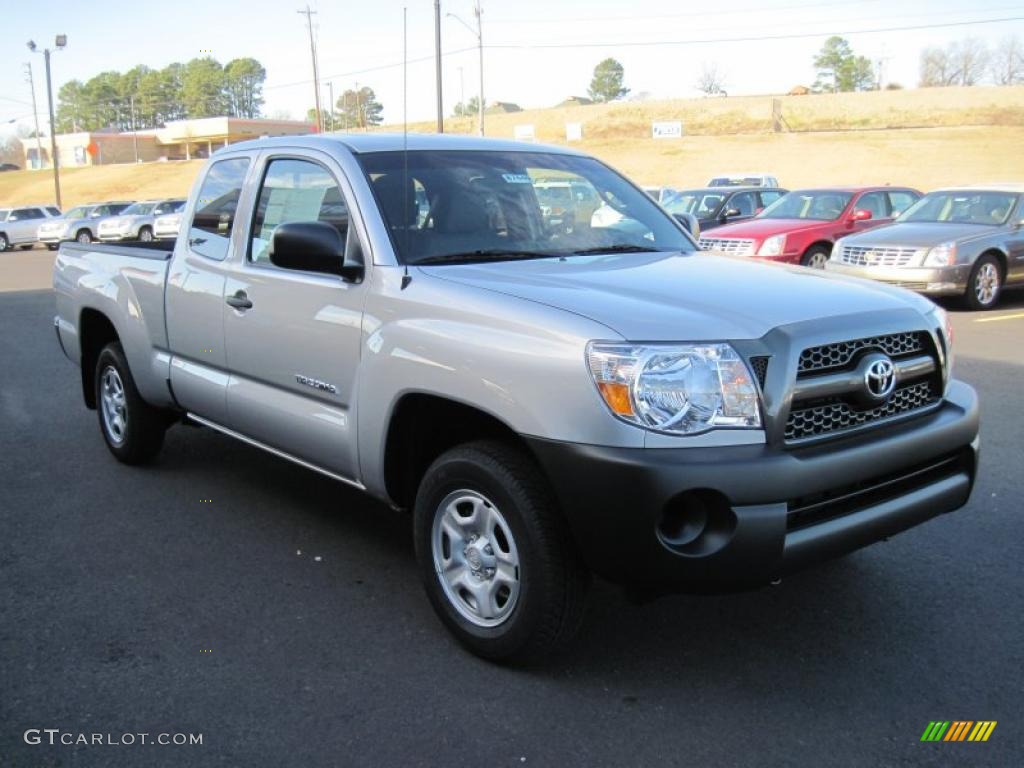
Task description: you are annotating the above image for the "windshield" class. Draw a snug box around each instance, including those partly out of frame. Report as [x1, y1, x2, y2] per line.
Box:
[154, 200, 185, 216]
[663, 190, 726, 217]
[63, 207, 87, 219]
[358, 150, 693, 264]
[121, 202, 156, 215]
[759, 190, 852, 221]
[898, 191, 1017, 226]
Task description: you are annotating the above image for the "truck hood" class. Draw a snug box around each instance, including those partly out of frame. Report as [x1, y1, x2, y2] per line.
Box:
[841, 222, 997, 248]
[705, 218, 833, 240]
[421, 251, 934, 341]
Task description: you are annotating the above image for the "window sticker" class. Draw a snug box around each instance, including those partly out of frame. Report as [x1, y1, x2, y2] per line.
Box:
[501, 173, 533, 184]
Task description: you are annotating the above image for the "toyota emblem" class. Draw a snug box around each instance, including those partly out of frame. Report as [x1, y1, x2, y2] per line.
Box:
[864, 357, 896, 400]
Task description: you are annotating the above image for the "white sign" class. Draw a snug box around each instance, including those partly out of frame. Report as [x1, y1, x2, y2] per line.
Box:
[652, 121, 684, 139]
[513, 124, 536, 142]
[565, 122, 583, 142]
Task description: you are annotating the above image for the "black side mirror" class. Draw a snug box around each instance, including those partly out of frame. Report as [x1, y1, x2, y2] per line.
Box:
[269, 220, 363, 282]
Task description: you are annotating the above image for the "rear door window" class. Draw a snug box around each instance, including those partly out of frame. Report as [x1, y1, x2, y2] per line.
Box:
[188, 158, 250, 261]
[12, 208, 44, 221]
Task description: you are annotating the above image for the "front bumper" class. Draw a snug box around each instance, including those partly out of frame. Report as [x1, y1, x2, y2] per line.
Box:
[98, 231, 131, 241]
[528, 380, 979, 592]
[37, 232, 67, 244]
[826, 261, 971, 296]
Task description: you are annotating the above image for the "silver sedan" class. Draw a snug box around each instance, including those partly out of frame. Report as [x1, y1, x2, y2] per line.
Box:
[827, 186, 1024, 309]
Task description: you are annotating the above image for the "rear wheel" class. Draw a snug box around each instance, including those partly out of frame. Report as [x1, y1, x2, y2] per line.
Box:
[0, 233, 8, 252]
[413, 440, 589, 662]
[801, 245, 830, 269]
[964, 255, 1002, 310]
[138, 226, 154, 242]
[76, 229, 92, 244]
[46, 243, 58, 251]
[95, 342, 168, 464]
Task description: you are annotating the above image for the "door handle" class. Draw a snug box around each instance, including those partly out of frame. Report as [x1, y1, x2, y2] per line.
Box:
[226, 291, 253, 310]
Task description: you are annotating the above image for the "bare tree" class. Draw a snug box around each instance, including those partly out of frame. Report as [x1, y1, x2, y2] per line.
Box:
[696, 62, 727, 96]
[950, 37, 989, 85]
[920, 46, 958, 87]
[990, 35, 1024, 85]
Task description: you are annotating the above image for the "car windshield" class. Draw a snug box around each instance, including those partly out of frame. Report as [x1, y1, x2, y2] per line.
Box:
[65, 207, 88, 219]
[663, 191, 726, 216]
[121, 202, 156, 215]
[359, 150, 694, 264]
[759, 190, 852, 221]
[897, 191, 1017, 226]
[153, 200, 185, 215]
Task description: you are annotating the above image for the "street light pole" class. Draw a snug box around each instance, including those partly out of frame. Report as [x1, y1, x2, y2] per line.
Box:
[28, 36, 66, 209]
[298, 5, 323, 132]
[434, 0, 443, 133]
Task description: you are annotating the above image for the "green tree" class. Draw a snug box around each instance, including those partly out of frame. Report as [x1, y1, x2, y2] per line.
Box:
[181, 57, 226, 117]
[335, 87, 383, 128]
[453, 95, 484, 117]
[812, 36, 876, 92]
[55, 80, 87, 132]
[588, 58, 629, 102]
[224, 58, 266, 118]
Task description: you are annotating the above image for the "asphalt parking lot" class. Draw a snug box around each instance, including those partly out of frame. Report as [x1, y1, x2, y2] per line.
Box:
[1, 250, 1021, 767]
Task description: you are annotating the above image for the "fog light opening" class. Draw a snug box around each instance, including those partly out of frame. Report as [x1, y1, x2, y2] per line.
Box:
[657, 489, 736, 556]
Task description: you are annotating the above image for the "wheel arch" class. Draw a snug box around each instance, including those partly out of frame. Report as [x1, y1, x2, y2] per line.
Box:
[78, 308, 121, 409]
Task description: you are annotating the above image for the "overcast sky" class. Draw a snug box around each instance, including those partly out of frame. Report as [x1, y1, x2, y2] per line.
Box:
[2, 0, 1023, 133]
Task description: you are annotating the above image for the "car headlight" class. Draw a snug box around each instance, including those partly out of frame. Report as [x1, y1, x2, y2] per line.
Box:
[924, 241, 956, 267]
[586, 342, 762, 435]
[757, 234, 785, 256]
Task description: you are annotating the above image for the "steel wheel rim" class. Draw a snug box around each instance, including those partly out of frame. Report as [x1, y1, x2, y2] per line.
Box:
[975, 263, 998, 305]
[807, 251, 828, 269]
[100, 365, 128, 444]
[431, 489, 521, 628]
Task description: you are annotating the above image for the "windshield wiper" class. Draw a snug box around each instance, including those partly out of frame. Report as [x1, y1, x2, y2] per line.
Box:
[570, 244, 660, 255]
[414, 249, 557, 265]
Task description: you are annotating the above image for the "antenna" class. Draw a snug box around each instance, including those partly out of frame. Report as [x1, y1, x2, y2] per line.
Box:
[401, 6, 412, 290]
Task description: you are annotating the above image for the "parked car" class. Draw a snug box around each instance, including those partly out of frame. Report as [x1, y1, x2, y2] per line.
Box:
[0, 163, 20, 172]
[533, 179, 603, 235]
[663, 186, 788, 232]
[152, 200, 189, 240]
[708, 172, 780, 188]
[827, 186, 1024, 310]
[37, 202, 134, 249]
[97, 199, 186, 242]
[0, 205, 61, 251]
[54, 134, 977, 662]
[642, 186, 679, 204]
[699, 186, 921, 268]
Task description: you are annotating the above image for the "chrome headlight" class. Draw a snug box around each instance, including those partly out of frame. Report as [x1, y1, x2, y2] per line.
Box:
[924, 241, 956, 267]
[757, 234, 785, 256]
[587, 342, 762, 435]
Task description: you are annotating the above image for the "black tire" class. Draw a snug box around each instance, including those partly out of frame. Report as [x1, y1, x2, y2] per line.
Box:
[964, 254, 1003, 311]
[46, 243, 58, 251]
[0, 233, 8, 252]
[413, 440, 589, 662]
[76, 229, 92, 244]
[94, 342, 167, 464]
[801, 245, 831, 269]
[138, 226, 154, 242]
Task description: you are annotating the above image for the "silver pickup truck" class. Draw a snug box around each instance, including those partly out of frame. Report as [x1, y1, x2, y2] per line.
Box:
[54, 134, 979, 661]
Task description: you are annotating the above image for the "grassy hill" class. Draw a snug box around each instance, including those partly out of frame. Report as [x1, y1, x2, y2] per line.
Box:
[1, 86, 1021, 208]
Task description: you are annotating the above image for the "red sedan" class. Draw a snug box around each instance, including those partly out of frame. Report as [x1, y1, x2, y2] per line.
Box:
[697, 186, 921, 268]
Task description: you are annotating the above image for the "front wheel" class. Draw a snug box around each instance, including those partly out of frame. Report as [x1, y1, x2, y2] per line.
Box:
[46, 243, 58, 251]
[138, 227, 154, 242]
[95, 342, 168, 464]
[0, 233, 8, 252]
[413, 441, 589, 662]
[76, 230, 92, 244]
[964, 255, 1002, 310]
[801, 245, 830, 269]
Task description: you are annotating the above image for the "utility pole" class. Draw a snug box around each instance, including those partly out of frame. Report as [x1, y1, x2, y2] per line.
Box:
[298, 5, 323, 132]
[28, 36, 66, 208]
[130, 95, 139, 163]
[328, 81, 335, 132]
[23, 63, 44, 170]
[434, 0, 443, 132]
[448, 3, 484, 135]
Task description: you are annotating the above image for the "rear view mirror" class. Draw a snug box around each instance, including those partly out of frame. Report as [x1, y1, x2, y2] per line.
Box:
[269, 221, 363, 282]
[851, 209, 873, 221]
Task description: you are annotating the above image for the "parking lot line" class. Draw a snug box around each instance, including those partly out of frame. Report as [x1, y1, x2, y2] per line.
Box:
[973, 312, 1024, 323]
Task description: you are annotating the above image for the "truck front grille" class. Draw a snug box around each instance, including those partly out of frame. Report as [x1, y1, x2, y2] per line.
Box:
[836, 245, 922, 267]
[698, 237, 755, 256]
[798, 331, 926, 374]
[785, 380, 939, 441]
